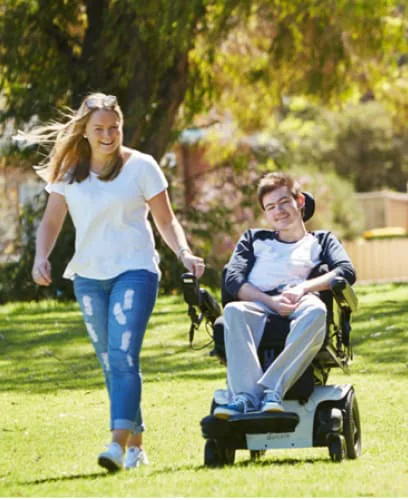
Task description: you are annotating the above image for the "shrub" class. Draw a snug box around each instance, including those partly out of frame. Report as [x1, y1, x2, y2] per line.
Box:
[0, 193, 75, 304]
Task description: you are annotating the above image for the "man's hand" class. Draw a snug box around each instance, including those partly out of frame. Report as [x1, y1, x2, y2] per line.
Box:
[269, 294, 299, 316]
[281, 284, 306, 304]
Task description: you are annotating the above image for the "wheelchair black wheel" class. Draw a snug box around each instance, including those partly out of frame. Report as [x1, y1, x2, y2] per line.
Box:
[250, 450, 266, 461]
[204, 439, 218, 467]
[329, 434, 345, 462]
[343, 389, 362, 459]
[204, 439, 235, 467]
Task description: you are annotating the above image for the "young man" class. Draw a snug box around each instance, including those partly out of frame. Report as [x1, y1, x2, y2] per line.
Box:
[214, 172, 356, 419]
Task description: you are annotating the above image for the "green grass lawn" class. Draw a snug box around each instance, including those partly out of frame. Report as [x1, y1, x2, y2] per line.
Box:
[0, 283, 407, 497]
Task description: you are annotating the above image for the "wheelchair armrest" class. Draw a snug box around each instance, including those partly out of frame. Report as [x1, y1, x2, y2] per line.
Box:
[330, 277, 358, 313]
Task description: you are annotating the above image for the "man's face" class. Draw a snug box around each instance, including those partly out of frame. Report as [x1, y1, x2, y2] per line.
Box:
[262, 186, 304, 232]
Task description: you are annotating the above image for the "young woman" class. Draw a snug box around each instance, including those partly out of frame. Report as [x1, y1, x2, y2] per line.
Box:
[26, 93, 205, 472]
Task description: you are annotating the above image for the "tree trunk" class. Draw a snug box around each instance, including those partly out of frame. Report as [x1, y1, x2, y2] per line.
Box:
[126, 53, 190, 161]
[71, 0, 110, 106]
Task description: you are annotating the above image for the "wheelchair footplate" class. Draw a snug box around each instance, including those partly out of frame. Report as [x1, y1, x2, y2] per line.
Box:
[229, 411, 299, 434]
[201, 411, 299, 446]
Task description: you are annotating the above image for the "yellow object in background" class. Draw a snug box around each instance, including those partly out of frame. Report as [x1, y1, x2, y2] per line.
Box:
[363, 227, 408, 240]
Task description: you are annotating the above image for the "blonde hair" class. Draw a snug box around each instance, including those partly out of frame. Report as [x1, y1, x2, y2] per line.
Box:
[19, 92, 124, 183]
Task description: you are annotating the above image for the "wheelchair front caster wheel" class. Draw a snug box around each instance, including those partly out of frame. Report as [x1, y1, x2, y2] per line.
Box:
[329, 435, 346, 462]
[204, 439, 235, 467]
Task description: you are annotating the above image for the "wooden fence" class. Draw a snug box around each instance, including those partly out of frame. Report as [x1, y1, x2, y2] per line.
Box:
[343, 238, 408, 283]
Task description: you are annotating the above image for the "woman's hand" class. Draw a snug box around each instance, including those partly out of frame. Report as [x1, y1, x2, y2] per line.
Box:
[32, 257, 52, 286]
[31, 192, 67, 287]
[181, 251, 206, 278]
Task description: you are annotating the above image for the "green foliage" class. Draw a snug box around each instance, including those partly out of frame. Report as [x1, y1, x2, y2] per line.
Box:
[285, 167, 364, 240]
[184, 0, 407, 196]
[2, 0, 405, 161]
[0, 0, 251, 160]
[150, 221, 187, 295]
[187, 0, 406, 125]
[275, 99, 408, 192]
[327, 103, 407, 192]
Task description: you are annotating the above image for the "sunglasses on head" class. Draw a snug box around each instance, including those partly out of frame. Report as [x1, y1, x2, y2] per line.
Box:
[85, 95, 117, 109]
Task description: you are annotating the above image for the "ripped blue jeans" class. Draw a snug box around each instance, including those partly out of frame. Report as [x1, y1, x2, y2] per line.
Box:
[73, 269, 158, 433]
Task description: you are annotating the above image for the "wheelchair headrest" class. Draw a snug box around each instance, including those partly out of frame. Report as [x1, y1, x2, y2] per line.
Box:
[302, 192, 315, 223]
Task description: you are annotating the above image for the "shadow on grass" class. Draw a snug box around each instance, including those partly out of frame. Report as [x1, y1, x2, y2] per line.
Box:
[20, 465, 205, 486]
[351, 284, 408, 369]
[241, 456, 329, 466]
[0, 456, 334, 487]
[0, 298, 224, 394]
[19, 471, 108, 485]
[153, 456, 328, 474]
[1, 283, 407, 394]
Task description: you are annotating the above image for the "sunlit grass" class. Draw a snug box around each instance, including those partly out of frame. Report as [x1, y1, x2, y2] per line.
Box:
[0, 284, 407, 497]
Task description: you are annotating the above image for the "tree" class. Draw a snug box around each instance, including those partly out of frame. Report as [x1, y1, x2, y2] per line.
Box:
[0, 0, 251, 160]
[1, 1, 405, 161]
[188, 0, 406, 130]
[266, 98, 408, 192]
[180, 0, 407, 223]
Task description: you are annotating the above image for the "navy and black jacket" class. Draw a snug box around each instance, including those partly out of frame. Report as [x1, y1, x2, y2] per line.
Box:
[224, 229, 357, 300]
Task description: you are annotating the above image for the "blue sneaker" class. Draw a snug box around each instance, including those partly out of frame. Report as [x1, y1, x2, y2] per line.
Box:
[214, 393, 258, 420]
[261, 390, 284, 413]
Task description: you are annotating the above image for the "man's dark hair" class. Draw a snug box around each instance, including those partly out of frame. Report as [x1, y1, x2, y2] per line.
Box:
[257, 172, 301, 209]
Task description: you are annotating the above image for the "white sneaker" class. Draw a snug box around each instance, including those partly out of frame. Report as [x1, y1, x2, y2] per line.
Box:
[98, 442, 124, 472]
[261, 390, 285, 412]
[124, 447, 149, 469]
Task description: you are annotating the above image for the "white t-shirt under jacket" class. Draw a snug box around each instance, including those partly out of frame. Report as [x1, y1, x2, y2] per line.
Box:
[46, 150, 168, 280]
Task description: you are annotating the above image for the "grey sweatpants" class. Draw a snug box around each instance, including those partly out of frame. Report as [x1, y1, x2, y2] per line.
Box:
[223, 294, 326, 404]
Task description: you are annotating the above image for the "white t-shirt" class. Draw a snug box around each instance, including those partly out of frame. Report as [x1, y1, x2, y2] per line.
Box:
[46, 150, 168, 280]
[247, 233, 321, 292]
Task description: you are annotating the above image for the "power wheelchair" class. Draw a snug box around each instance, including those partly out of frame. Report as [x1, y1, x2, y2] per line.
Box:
[181, 193, 361, 467]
